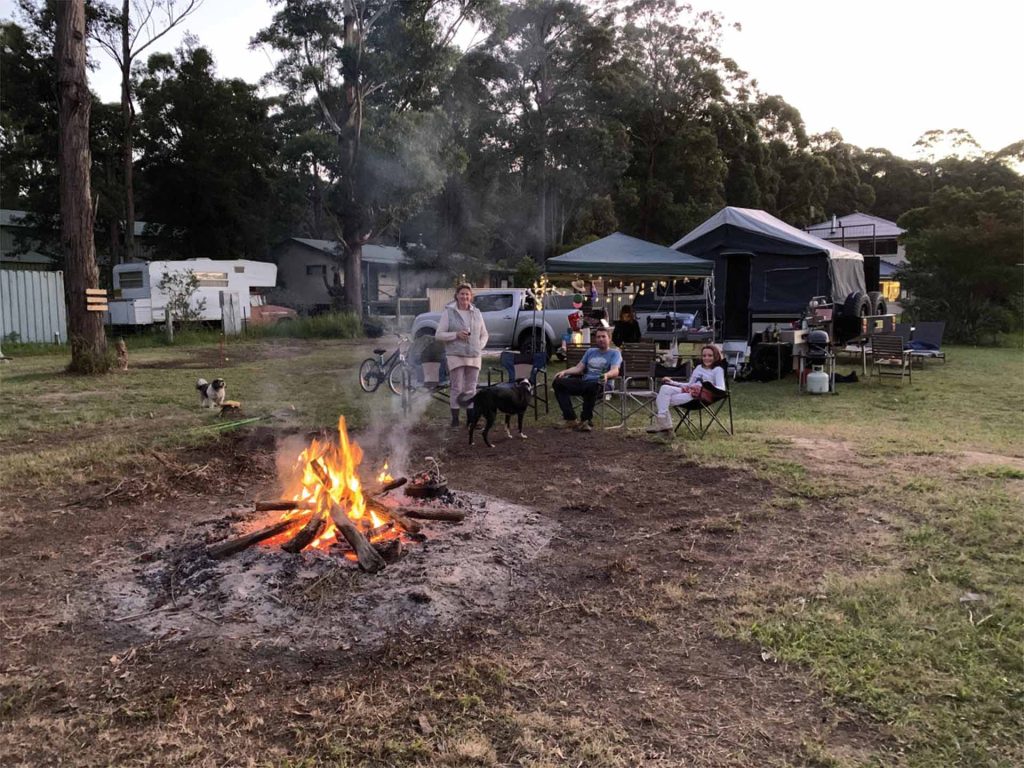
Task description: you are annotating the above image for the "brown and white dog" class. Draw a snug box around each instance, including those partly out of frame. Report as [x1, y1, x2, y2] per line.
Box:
[196, 377, 226, 408]
[461, 379, 533, 448]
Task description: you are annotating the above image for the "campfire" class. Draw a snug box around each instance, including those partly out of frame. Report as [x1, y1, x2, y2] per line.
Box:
[206, 416, 465, 572]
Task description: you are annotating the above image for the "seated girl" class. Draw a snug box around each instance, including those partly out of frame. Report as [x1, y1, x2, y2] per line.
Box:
[646, 344, 725, 433]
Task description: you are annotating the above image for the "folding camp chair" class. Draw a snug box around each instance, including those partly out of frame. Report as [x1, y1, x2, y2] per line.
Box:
[870, 333, 912, 384]
[558, 343, 624, 428]
[721, 340, 749, 380]
[672, 360, 733, 438]
[619, 342, 658, 424]
[908, 321, 947, 367]
[487, 350, 549, 417]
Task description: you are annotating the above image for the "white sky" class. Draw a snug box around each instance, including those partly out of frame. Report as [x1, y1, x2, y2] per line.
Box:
[2, 0, 1021, 159]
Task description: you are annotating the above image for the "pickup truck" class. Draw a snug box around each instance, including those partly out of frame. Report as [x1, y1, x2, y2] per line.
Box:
[410, 288, 578, 355]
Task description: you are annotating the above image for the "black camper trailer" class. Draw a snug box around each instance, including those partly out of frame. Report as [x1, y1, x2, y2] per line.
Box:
[673, 207, 867, 341]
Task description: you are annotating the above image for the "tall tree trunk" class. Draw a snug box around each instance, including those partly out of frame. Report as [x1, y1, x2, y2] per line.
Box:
[120, 0, 134, 264]
[341, 0, 363, 315]
[57, 0, 109, 373]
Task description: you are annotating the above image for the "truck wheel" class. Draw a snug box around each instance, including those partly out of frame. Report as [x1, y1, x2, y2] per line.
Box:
[518, 330, 549, 359]
[867, 291, 887, 316]
[858, 295, 873, 317]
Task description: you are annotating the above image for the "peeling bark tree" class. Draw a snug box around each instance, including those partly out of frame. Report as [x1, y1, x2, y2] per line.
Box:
[56, 0, 109, 373]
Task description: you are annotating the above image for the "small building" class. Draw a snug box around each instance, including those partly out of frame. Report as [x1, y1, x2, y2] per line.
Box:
[1, 210, 58, 271]
[806, 212, 906, 303]
[270, 238, 408, 314]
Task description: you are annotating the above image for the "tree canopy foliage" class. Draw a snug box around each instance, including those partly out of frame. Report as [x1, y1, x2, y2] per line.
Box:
[2, 0, 1020, 333]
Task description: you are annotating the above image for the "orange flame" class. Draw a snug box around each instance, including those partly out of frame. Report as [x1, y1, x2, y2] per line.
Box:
[268, 415, 393, 552]
[377, 461, 393, 485]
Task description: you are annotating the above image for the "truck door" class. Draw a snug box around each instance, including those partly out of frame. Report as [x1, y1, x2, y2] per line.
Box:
[473, 292, 516, 347]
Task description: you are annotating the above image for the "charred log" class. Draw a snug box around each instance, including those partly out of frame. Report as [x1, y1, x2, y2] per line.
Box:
[379, 477, 408, 493]
[330, 504, 386, 573]
[373, 538, 404, 563]
[281, 510, 327, 554]
[396, 506, 466, 522]
[254, 499, 316, 512]
[365, 496, 423, 535]
[207, 518, 300, 559]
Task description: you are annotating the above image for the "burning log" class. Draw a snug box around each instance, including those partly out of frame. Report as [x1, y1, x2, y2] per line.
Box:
[395, 506, 466, 522]
[281, 510, 327, 554]
[379, 476, 408, 494]
[365, 496, 422, 535]
[373, 538, 404, 563]
[254, 499, 317, 512]
[330, 504, 386, 573]
[207, 517, 302, 559]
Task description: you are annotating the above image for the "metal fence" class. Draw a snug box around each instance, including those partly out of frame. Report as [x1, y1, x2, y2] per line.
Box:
[0, 269, 67, 343]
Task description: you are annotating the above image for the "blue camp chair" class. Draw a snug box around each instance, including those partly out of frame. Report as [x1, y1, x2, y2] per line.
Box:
[487, 350, 549, 417]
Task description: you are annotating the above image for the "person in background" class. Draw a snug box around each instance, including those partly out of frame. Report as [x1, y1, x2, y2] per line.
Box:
[646, 344, 725, 433]
[552, 327, 621, 432]
[435, 283, 489, 427]
[612, 304, 642, 346]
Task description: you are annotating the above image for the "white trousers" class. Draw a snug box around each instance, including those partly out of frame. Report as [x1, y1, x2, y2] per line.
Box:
[655, 384, 694, 415]
[449, 364, 481, 409]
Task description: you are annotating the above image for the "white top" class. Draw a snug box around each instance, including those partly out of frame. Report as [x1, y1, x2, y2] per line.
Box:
[435, 305, 489, 369]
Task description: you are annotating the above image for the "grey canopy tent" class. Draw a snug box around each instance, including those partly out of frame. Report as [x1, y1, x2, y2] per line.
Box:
[544, 232, 716, 330]
[546, 232, 713, 278]
[672, 207, 865, 340]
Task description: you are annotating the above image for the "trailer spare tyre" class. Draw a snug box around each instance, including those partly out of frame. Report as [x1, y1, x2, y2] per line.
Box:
[842, 291, 865, 317]
[867, 291, 887, 316]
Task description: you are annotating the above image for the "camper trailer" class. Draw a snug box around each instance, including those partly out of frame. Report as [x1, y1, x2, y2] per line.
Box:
[106, 259, 291, 327]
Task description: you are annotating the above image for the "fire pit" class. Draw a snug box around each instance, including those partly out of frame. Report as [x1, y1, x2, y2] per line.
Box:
[205, 417, 464, 572]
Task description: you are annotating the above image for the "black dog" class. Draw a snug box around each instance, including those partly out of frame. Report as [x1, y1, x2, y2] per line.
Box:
[461, 380, 533, 448]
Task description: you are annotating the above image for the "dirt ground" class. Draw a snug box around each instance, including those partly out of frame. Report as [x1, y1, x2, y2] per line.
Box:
[0, 420, 898, 767]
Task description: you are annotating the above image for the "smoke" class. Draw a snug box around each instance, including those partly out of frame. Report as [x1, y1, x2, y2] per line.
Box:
[350, 384, 439, 481]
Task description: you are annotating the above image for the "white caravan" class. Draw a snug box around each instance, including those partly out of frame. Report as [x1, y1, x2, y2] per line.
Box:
[106, 259, 278, 326]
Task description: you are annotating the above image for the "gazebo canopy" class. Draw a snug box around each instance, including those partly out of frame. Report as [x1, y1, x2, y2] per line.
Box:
[545, 233, 713, 278]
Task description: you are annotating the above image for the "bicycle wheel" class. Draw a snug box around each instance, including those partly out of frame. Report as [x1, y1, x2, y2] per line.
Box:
[388, 362, 414, 396]
[358, 358, 384, 392]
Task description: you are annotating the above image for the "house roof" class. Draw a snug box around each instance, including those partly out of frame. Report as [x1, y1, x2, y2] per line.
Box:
[1, 209, 164, 237]
[545, 232, 713, 277]
[806, 212, 905, 241]
[673, 207, 862, 262]
[283, 238, 407, 266]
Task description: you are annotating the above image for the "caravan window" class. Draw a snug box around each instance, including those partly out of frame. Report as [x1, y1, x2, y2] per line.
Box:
[194, 271, 229, 287]
[118, 270, 144, 289]
[763, 267, 819, 304]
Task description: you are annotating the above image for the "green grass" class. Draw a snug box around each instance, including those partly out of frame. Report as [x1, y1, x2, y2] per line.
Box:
[0, 337, 391, 491]
[685, 345, 1024, 767]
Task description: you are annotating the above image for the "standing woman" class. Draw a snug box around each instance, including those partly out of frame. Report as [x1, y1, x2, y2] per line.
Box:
[435, 283, 489, 427]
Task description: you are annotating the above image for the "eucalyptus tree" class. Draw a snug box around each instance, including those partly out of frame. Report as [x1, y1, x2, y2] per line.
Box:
[611, 0, 739, 242]
[132, 44, 297, 260]
[254, 0, 496, 314]
[56, 0, 109, 372]
[93, 0, 202, 265]
[0, 17, 58, 212]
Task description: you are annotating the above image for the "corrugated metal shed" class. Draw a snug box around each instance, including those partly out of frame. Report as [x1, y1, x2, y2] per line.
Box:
[0, 270, 68, 343]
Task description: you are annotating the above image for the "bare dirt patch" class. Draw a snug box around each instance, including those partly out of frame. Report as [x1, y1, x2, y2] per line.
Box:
[0, 424, 894, 766]
[958, 450, 1024, 471]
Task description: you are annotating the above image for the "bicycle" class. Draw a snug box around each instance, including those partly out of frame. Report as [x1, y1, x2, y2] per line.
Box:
[358, 334, 427, 396]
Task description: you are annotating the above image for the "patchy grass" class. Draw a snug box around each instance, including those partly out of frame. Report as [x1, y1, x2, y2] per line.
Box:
[0, 338, 392, 493]
[657, 345, 1024, 767]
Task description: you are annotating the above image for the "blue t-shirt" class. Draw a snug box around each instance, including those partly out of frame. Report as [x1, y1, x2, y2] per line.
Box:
[580, 347, 622, 383]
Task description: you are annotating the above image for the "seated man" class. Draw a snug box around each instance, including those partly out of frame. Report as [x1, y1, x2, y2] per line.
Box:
[552, 327, 622, 432]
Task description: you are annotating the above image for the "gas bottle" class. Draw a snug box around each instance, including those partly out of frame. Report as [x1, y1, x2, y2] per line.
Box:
[806, 367, 830, 394]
